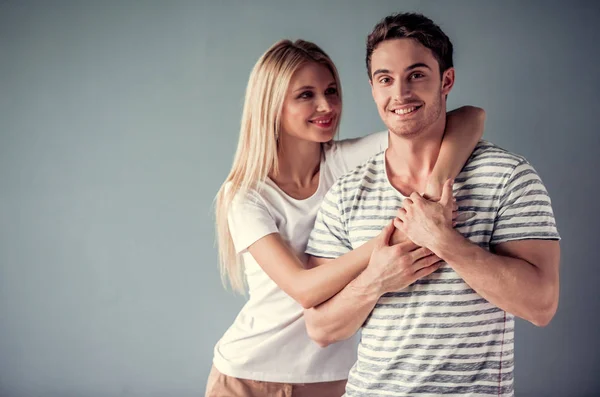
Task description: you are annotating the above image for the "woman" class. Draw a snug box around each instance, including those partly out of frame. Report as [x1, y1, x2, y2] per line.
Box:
[206, 39, 485, 397]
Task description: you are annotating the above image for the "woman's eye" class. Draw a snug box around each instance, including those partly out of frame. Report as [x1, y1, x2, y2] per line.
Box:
[325, 87, 338, 95]
[298, 91, 313, 99]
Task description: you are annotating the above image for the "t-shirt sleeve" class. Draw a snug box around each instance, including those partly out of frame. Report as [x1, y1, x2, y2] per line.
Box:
[335, 131, 388, 172]
[228, 189, 279, 253]
[490, 160, 561, 245]
[305, 183, 353, 258]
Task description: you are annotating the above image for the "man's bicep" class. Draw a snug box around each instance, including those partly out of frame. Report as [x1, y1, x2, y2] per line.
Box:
[491, 161, 560, 245]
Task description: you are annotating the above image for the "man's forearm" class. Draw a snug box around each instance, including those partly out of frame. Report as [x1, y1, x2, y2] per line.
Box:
[304, 269, 381, 347]
[432, 229, 559, 326]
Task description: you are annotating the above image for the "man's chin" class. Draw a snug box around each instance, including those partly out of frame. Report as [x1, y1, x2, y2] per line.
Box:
[387, 126, 423, 139]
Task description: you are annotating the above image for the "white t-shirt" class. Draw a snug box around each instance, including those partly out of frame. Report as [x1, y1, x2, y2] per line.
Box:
[212, 131, 388, 383]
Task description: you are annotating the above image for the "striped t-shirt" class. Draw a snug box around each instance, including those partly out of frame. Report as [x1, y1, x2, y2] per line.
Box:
[306, 140, 560, 397]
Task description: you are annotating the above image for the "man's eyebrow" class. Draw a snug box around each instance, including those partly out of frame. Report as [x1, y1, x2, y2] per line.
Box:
[373, 63, 432, 77]
[405, 63, 432, 71]
[372, 68, 390, 77]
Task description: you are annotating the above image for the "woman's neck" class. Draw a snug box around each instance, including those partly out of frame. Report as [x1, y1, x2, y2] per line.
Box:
[269, 135, 322, 195]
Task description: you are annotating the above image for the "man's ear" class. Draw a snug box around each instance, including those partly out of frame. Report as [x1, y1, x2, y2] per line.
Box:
[441, 67, 455, 95]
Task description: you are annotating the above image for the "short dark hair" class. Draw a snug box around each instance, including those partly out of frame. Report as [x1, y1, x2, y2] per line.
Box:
[366, 13, 454, 79]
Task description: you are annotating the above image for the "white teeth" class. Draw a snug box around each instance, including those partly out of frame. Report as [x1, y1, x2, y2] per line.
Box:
[394, 107, 417, 115]
[313, 118, 332, 124]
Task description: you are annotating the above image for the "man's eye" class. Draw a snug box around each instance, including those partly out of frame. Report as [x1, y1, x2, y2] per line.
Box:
[410, 72, 425, 79]
[379, 77, 391, 84]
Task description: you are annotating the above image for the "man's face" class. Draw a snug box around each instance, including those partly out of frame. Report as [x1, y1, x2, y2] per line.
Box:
[370, 38, 454, 138]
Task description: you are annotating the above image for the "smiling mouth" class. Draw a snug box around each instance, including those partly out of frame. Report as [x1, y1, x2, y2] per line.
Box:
[309, 116, 335, 127]
[392, 105, 422, 115]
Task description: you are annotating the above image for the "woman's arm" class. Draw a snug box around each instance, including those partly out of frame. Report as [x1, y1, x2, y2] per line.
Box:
[389, 106, 484, 244]
[243, 107, 484, 311]
[247, 233, 377, 309]
[425, 106, 486, 198]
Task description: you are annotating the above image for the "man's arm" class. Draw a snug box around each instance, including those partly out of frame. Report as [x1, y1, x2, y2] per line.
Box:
[432, 231, 559, 326]
[396, 172, 561, 327]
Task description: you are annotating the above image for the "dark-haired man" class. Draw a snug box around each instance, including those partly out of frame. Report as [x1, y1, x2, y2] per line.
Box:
[305, 12, 560, 396]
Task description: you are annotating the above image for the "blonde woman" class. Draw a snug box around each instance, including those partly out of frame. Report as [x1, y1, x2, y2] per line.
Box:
[207, 39, 485, 397]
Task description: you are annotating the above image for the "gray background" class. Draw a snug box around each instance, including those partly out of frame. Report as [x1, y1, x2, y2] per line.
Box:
[1, 1, 598, 396]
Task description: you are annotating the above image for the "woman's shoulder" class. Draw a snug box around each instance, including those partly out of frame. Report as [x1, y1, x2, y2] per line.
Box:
[324, 131, 388, 174]
[224, 181, 271, 209]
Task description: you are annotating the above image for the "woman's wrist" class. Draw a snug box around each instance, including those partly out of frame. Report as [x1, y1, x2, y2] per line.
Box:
[424, 175, 448, 200]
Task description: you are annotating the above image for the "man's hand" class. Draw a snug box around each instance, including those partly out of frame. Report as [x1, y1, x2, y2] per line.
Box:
[358, 221, 443, 295]
[394, 179, 455, 250]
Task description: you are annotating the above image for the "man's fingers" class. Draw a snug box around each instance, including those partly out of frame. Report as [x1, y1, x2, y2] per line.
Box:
[413, 261, 443, 280]
[422, 192, 437, 201]
[409, 191, 423, 205]
[410, 247, 433, 262]
[413, 254, 443, 271]
[393, 217, 403, 230]
[396, 208, 407, 223]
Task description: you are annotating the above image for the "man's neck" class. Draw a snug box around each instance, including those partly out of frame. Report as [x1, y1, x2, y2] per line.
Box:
[385, 123, 445, 197]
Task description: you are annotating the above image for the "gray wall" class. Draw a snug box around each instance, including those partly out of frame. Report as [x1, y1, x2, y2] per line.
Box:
[1, 1, 598, 396]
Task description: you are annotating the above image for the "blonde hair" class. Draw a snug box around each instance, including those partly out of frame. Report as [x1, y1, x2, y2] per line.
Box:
[214, 39, 342, 293]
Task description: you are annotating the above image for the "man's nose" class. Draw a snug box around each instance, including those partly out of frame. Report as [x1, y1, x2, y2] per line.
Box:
[395, 80, 412, 99]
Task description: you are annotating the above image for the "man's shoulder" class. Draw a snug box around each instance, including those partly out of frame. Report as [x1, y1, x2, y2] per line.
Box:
[327, 151, 385, 196]
[466, 140, 529, 172]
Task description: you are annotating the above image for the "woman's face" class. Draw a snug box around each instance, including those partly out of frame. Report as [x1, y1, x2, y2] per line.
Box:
[279, 62, 341, 144]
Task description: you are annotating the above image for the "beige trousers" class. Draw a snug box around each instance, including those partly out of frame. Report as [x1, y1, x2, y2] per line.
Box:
[205, 365, 347, 397]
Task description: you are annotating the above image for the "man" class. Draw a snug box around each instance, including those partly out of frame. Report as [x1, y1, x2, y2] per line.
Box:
[304, 12, 560, 396]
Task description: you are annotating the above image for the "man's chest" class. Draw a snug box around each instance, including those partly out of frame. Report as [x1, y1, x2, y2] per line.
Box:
[343, 186, 499, 249]
[344, 192, 403, 248]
